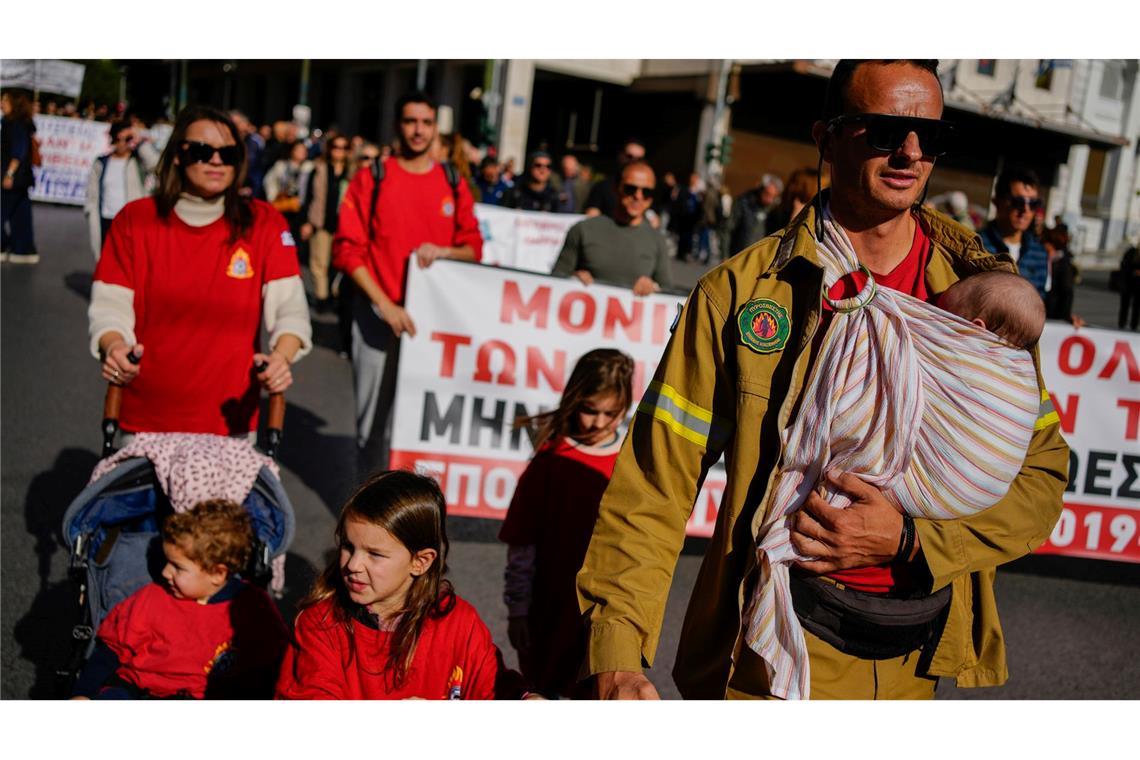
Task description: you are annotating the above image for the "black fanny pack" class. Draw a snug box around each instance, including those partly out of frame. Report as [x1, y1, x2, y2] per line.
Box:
[789, 571, 952, 660]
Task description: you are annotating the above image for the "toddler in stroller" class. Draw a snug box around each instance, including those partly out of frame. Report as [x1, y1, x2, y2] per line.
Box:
[71, 499, 289, 699]
[59, 391, 297, 698]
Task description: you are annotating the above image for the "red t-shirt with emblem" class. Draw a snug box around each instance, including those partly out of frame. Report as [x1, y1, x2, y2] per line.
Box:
[332, 157, 483, 304]
[816, 216, 931, 593]
[95, 197, 300, 435]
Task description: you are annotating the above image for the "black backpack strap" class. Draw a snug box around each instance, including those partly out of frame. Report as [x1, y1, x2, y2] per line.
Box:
[441, 161, 461, 236]
[368, 156, 385, 241]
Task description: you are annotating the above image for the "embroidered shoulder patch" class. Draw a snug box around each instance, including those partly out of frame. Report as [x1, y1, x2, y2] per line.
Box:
[447, 665, 463, 699]
[280, 230, 296, 247]
[738, 298, 790, 354]
[226, 247, 254, 280]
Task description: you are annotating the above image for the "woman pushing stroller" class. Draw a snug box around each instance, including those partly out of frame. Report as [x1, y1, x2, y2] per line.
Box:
[88, 105, 312, 437]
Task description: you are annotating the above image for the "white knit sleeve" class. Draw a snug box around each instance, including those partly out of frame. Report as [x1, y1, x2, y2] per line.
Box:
[88, 282, 137, 359]
[262, 275, 313, 362]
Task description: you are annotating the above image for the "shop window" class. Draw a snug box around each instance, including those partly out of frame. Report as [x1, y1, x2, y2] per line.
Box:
[976, 60, 996, 77]
[1100, 61, 1125, 100]
[1035, 61, 1054, 90]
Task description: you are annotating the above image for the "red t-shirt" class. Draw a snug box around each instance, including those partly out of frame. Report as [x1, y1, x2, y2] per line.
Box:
[817, 217, 932, 593]
[95, 198, 300, 435]
[98, 581, 290, 699]
[498, 436, 620, 695]
[275, 595, 503, 700]
[332, 157, 483, 304]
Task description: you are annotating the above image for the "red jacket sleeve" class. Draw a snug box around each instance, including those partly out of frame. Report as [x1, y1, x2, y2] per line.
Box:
[332, 168, 374, 275]
[275, 608, 348, 700]
[452, 177, 483, 261]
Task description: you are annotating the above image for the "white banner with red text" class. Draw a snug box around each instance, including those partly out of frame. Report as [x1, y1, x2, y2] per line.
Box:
[390, 264, 1140, 559]
[1036, 325, 1140, 563]
[29, 115, 110, 205]
[389, 260, 726, 537]
[474, 203, 582, 273]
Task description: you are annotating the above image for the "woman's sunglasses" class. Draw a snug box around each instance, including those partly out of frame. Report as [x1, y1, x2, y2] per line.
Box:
[828, 113, 956, 157]
[178, 141, 242, 166]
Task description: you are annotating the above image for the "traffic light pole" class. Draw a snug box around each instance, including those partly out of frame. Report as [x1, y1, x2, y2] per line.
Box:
[705, 59, 734, 183]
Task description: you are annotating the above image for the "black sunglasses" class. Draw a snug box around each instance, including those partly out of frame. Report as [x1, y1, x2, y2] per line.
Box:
[828, 113, 956, 157]
[179, 141, 241, 166]
[620, 183, 654, 199]
[532, 162, 552, 169]
[1006, 195, 1043, 212]
[330, 143, 350, 151]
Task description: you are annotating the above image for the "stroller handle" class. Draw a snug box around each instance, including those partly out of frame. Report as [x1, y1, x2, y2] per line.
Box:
[99, 362, 287, 459]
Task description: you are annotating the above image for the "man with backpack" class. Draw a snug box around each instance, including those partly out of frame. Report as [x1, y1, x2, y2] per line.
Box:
[333, 92, 483, 473]
[84, 120, 159, 260]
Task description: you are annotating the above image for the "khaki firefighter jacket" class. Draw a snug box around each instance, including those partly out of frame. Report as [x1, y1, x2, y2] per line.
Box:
[576, 199, 1069, 698]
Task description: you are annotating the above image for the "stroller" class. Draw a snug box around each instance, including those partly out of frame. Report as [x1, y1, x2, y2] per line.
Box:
[56, 381, 295, 697]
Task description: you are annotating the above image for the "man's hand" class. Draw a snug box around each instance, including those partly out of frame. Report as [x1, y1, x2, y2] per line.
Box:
[253, 351, 292, 393]
[507, 616, 531, 654]
[101, 341, 144, 385]
[300, 222, 315, 242]
[574, 269, 594, 286]
[1070, 313, 1087, 329]
[632, 275, 661, 297]
[375, 300, 417, 338]
[413, 243, 450, 269]
[790, 471, 912, 574]
[596, 671, 660, 700]
[1, 175, 13, 191]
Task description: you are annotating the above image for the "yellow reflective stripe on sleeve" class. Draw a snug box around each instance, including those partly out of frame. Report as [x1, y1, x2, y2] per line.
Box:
[638, 381, 732, 448]
[1035, 388, 1060, 430]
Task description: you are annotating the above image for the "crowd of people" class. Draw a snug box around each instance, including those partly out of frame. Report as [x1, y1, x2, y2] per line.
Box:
[4, 57, 1136, 702]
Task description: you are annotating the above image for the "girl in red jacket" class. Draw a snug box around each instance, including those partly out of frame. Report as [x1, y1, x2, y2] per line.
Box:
[276, 470, 511, 699]
[499, 348, 635, 698]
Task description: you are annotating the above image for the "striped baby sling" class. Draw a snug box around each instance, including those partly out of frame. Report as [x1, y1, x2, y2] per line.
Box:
[742, 206, 1041, 699]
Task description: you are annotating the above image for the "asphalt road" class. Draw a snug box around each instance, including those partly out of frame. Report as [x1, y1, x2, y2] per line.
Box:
[3, 203, 1137, 700]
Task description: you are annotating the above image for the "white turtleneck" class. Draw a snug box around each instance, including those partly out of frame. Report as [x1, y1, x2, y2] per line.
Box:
[173, 192, 226, 227]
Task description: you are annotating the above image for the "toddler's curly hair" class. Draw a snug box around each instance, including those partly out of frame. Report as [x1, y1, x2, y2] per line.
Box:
[161, 499, 253, 574]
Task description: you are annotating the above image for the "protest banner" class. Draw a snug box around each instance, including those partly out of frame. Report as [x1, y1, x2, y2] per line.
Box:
[391, 262, 1140, 560]
[29, 115, 110, 205]
[2, 59, 86, 98]
[1036, 325, 1140, 563]
[474, 203, 582, 273]
[389, 260, 725, 537]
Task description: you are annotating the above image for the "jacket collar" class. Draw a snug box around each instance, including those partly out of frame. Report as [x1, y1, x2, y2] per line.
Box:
[767, 190, 997, 279]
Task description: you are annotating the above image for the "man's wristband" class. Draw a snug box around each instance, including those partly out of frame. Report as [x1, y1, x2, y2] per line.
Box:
[894, 514, 916, 563]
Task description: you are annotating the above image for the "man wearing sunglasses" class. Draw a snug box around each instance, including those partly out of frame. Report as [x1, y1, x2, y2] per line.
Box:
[577, 59, 1067, 701]
[552, 160, 671, 296]
[979, 168, 1050, 300]
[504, 151, 561, 213]
[584, 138, 648, 219]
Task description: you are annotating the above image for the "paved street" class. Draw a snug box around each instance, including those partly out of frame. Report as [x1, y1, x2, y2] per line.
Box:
[2, 203, 1138, 700]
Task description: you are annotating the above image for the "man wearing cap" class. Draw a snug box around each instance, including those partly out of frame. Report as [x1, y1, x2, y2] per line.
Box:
[505, 151, 561, 213]
[552, 160, 672, 297]
[576, 59, 1067, 700]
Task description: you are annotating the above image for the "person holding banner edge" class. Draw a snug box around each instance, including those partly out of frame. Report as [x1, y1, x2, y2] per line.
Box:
[576, 59, 1068, 700]
[333, 92, 483, 473]
[552, 160, 672, 297]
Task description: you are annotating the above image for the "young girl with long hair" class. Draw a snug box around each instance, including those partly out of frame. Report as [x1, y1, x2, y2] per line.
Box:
[276, 470, 510, 699]
[499, 348, 635, 698]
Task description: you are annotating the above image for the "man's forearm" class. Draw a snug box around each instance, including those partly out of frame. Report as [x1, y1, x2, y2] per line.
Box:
[350, 266, 392, 309]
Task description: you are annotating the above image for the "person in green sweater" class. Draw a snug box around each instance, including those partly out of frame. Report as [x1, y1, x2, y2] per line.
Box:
[552, 161, 673, 296]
